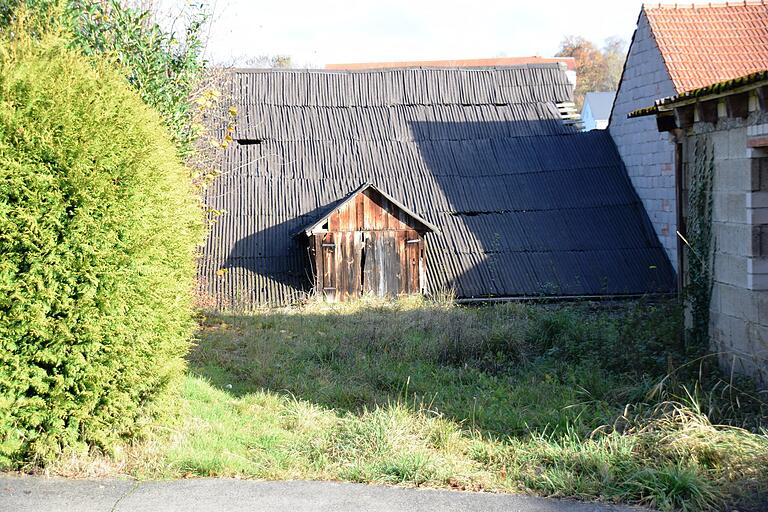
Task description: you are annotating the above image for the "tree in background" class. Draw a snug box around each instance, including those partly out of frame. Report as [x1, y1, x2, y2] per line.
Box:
[2, 0, 235, 190]
[244, 54, 293, 68]
[65, 0, 207, 156]
[1, 1, 227, 160]
[556, 35, 626, 109]
[602, 36, 626, 92]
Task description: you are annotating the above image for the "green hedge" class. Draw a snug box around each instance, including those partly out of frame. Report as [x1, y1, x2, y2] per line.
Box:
[0, 36, 203, 465]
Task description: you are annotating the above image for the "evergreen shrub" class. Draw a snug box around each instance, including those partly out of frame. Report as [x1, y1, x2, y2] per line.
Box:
[0, 36, 202, 465]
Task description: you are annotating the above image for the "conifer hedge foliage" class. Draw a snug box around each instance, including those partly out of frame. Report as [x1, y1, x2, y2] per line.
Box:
[0, 35, 203, 465]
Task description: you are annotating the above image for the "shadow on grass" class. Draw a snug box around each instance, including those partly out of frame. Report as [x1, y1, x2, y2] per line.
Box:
[177, 300, 768, 511]
[188, 300, 683, 439]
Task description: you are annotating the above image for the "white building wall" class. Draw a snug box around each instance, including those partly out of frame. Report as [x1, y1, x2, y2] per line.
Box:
[609, 12, 679, 270]
[582, 103, 597, 131]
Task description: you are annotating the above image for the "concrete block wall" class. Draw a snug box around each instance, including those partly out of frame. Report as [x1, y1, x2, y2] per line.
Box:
[746, 123, 768, 293]
[609, 12, 678, 270]
[687, 121, 768, 386]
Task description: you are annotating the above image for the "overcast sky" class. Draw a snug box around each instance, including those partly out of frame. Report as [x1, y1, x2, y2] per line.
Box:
[171, 0, 666, 67]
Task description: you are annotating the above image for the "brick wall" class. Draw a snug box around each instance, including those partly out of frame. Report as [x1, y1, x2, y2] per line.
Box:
[609, 12, 679, 270]
[684, 120, 768, 386]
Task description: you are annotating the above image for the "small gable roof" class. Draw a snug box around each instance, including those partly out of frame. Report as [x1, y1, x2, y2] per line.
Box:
[300, 182, 440, 236]
[644, 1, 768, 94]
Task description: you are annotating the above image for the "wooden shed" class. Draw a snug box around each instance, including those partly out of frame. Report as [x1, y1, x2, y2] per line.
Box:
[300, 183, 438, 302]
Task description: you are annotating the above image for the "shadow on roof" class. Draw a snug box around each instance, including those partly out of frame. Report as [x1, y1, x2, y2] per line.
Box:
[201, 118, 675, 307]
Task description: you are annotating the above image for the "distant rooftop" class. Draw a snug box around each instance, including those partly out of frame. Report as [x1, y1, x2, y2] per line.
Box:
[326, 56, 576, 71]
[644, 1, 768, 93]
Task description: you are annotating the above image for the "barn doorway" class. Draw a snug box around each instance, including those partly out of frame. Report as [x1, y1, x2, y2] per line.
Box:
[315, 230, 425, 301]
[361, 231, 424, 298]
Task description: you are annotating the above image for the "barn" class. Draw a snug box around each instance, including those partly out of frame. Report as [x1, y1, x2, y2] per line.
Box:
[200, 64, 675, 307]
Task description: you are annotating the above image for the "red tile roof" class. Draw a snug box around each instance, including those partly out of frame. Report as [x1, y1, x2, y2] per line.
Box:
[326, 56, 577, 71]
[645, 1, 768, 93]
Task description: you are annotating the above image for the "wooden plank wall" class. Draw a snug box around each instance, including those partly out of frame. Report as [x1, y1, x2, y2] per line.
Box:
[311, 189, 428, 302]
[316, 231, 420, 301]
[326, 189, 418, 232]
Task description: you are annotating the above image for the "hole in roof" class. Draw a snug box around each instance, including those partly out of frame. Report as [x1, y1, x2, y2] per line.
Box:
[237, 139, 262, 145]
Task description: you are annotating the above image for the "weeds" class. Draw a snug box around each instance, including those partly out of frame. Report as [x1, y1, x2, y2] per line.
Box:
[40, 297, 768, 511]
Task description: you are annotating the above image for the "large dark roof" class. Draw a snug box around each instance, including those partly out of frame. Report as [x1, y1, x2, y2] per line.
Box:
[200, 66, 674, 306]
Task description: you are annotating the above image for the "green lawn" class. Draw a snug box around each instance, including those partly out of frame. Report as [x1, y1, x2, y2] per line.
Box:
[51, 298, 768, 511]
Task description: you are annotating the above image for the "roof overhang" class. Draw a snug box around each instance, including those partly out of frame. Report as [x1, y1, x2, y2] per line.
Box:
[297, 182, 440, 237]
[628, 70, 768, 120]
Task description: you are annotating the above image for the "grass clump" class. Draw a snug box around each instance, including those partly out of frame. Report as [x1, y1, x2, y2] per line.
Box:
[180, 297, 766, 510]
[35, 297, 768, 511]
[0, 33, 202, 466]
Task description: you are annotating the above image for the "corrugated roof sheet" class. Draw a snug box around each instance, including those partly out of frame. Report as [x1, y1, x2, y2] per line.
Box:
[644, 1, 768, 93]
[200, 66, 674, 307]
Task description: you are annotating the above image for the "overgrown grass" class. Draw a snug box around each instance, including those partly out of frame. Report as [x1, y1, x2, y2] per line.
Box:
[45, 297, 768, 511]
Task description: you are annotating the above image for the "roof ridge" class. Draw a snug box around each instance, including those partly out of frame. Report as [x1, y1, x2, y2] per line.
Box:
[231, 63, 567, 74]
[325, 56, 577, 71]
[644, 0, 767, 11]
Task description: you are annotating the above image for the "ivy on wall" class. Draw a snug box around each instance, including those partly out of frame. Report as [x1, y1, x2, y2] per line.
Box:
[683, 134, 715, 354]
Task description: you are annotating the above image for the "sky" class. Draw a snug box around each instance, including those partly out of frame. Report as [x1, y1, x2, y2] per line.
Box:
[161, 0, 693, 67]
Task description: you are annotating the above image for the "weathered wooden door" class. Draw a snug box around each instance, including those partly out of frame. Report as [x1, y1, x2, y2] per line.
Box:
[362, 231, 400, 297]
[360, 231, 424, 297]
[319, 233, 337, 300]
[403, 237, 423, 294]
[319, 230, 423, 301]
[319, 232, 363, 302]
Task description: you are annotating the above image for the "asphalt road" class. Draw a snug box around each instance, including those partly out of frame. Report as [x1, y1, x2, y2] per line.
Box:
[0, 476, 652, 512]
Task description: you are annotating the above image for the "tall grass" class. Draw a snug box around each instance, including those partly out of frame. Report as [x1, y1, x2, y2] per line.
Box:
[44, 297, 768, 511]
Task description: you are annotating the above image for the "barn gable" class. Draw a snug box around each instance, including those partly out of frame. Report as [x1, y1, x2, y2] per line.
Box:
[200, 65, 676, 307]
[302, 183, 438, 236]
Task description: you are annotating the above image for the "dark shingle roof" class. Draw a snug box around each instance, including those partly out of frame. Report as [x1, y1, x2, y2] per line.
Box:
[200, 66, 674, 307]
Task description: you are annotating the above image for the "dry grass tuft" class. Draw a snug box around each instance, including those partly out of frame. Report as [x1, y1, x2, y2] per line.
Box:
[27, 298, 768, 511]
